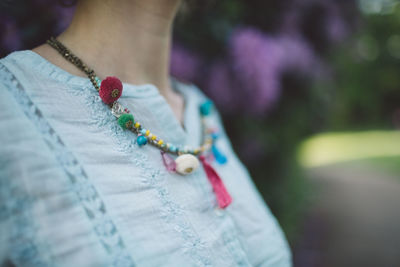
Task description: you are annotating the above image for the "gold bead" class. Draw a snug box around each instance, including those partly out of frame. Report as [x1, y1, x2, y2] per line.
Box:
[111, 89, 120, 98]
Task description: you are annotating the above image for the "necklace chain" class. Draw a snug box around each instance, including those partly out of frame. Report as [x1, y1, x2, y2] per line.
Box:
[47, 37, 100, 91]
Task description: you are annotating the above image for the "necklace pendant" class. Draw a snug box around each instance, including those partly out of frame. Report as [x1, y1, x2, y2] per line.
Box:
[175, 154, 200, 175]
[199, 156, 232, 209]
[161, 151, 176, 172]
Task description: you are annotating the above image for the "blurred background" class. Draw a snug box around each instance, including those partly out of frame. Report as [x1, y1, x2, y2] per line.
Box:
[1, 0, 400, 266]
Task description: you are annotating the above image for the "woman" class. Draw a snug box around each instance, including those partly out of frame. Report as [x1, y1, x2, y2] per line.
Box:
[0, 0, 291, 266]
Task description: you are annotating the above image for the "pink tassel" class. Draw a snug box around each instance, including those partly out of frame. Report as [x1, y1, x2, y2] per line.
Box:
[161, 151, 176, 172]
[199, 156, 232, 209]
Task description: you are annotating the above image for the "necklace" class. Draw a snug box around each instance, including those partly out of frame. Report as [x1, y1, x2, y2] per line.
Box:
[47, 37, 232, 208]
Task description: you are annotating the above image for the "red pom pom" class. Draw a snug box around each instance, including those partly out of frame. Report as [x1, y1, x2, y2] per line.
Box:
[99, 76, 123, 104]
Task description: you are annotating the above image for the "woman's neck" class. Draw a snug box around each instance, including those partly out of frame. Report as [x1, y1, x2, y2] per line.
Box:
[33, 0, 186, 124]
[58, 0, 181, 92]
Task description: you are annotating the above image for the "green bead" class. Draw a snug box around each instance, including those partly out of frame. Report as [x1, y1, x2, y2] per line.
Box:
[118, 113, 134, 129]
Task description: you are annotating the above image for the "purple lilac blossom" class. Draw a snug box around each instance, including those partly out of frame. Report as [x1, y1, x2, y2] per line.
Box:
[170, 43, 203, 83]
[205, 60, 238, 113]
[278, 34, 317, 71]
[205, 27, 319, 116]
[229, 27, 284, 115]
[325, 7, 348, 43]
[0, 18, 22, 51]
[281, 0, 349, 44]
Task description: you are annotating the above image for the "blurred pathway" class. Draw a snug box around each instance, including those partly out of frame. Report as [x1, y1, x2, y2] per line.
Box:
[295, 163, 400, 267]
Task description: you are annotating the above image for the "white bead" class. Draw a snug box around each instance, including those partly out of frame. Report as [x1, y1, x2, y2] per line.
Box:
[111, 102, 124, 118]
[175, 154, 199, 175]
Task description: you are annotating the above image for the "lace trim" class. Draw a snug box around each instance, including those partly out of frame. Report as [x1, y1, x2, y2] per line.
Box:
[67, 83, 213, 266]
[0, 63, 135, 267]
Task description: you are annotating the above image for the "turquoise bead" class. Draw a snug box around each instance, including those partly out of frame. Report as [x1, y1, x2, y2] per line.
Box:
[140, 128, 147, 135]
[95, 76, 101, 87]
[200, 100, 213, 116]
[211, 132, 219, 140]
[137, 135, 147, 146]
[212, 145, 227, 164]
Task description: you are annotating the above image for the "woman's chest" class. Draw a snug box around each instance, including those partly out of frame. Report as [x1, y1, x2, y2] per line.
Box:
[21, 86, 289, 266]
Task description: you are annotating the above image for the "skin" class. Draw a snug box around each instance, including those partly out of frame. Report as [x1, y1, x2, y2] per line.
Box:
[33, 0, 185, 125]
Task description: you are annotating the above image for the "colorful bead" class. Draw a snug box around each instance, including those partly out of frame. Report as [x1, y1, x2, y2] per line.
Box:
[200, 100, 213, 116]
[158, 139, 164, 145]
[99, 76, 123, 104]
[140, 128, 147, 135]
[175, 154, 200, 175]
[203, 143, 212, 151]
[211, 132, 219, 140]
[151, 135, 157, 141]
[95, 76, 101, 87]
[183, 146, 190, 154]
[212, 145, 227, 164]
[145, 130, 150, 136]
[111, 102, 124, 118]
[134, 122, 141, 128]
[118, 113, 134, 129]
[137, 135, 147, 146]
[161, 151, 176, 172]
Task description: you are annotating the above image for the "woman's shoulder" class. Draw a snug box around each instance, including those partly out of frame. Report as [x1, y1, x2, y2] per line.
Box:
[0, 52, 23, 106]
[0, 50, 43, 93]
[0, 51, 46, 144]
[0, 51, 34, 111]
[0, 50, 36, 72]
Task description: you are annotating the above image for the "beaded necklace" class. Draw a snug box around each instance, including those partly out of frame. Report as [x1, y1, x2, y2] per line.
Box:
[47, 37, 232, 208]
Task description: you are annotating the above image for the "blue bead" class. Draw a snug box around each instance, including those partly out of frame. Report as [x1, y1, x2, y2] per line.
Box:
[211, 132, 219, 140]
[140, 128, 147, 135]
[169, 145, 176, 152]
[212, 145, 227, 164]
[137, 135, 147, 146]
[200, 100, 213, 116]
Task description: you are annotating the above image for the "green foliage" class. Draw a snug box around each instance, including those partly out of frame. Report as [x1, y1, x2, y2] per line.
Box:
[327, 6, 400, 130]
